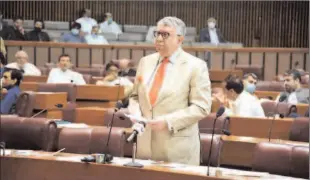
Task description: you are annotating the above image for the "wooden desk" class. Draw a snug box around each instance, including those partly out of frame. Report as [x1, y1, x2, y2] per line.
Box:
[20, 82, 39, 92]
[76, 85, 125, 108]
[23, 75, 48, 82]
[209, 69, 243, 82]
[255, 91, 280, 100]
[296, 104, 309, 116]
[34, 92, 67, 110]
[220, 135, 309, 167]
[75, 107, 107, 126]
[1, 150, 302, 180]
[229, 116, 294, 140]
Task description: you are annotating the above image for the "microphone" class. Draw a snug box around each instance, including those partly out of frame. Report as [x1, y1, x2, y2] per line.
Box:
[30, 103, 64, 118]
[126, 121, 146, 143]
[267, 94, 287, 142]
[207, 107, 225, 176]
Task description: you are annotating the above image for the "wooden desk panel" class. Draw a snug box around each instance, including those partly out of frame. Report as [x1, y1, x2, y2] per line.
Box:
[23, 75, 48, 82]
[20, 82, 39, 92]
[77, 85, 125, 101]
[229, 116, 294, 140]
[296, 104, 309, 116]
[255, 91, 280, 100]
[75, 107, 107, 126]
[220, 135, 308, 167]
[34, 92, 67, 110]
[209, 70, 243, 82]
[76, 101, 117, 108]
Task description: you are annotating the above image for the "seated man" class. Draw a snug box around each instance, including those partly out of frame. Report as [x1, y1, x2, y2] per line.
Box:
[96, 61, 133, 97]
[47, 54, 86, 85]
[0, 68, 22, 114]
[76, 8, 98, 35]
[99, 12, 122, 37]
[199, 17, 226, 44]
[215, 75, 265, 117]
[60, 22, 86, 43]
[85, 25, 108, 45]
[25, 19, 50, 42]
[276, 69, 309, 104]
[6, 50, 41, 76]
[242, 73, 258, 95]
[118, 59, 136, 77]
[0, 51, 6, 77]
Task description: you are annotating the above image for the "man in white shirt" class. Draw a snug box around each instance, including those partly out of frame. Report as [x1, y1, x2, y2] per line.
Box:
[85, 25, 109, 45]
[199, 17, 226, 44]
[276, 69, 309, 104]
[47, 54, 86, 85]
[6, 50, 41, 76]
[99, 12, 122, 37]
[215, 75, 265, 117]
[76, 8, 98, 35]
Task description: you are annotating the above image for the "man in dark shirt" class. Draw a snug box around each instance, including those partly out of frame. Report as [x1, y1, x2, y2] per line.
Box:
[25, 19, 50, 42]
[0, 68, 22, 114]
[0, 16, 26, 41]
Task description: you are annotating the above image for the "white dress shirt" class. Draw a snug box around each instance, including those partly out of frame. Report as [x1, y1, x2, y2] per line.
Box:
[85, 34, 109, 45]
[224, 91, 265, 118]
[47, 68, 86, 85]
[6, 62, 41, 76]
[209, 28, 220, 44]
[99, 21, 122, 36]
[96, 77, 133, 86]
[145, 26, 156, 42]
[76, 17, 98, 34]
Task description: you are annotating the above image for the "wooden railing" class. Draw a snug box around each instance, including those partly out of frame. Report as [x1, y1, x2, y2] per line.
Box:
[4, 41, 309, 81]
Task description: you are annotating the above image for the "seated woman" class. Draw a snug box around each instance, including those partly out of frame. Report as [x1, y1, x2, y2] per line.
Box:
[96, 62, 133, 97]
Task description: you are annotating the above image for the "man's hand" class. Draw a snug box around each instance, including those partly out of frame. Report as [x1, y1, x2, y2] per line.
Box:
[148, 119, 168, 131]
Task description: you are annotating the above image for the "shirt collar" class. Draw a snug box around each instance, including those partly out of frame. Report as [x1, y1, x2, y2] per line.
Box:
[159, 47, 182, 64]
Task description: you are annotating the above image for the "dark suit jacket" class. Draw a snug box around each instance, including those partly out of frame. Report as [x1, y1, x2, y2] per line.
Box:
[25, 30, 50, 42]
[119, 68, 136, 77]
[0, 26, 26, 41]
[199, 28, 226, 43]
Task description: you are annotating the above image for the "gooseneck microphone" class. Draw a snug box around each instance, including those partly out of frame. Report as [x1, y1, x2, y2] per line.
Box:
[267, 94, 287, 142]
[126, 121, 146, 143]
[207, 107, 225, 176]
[30, 103, 64, 118]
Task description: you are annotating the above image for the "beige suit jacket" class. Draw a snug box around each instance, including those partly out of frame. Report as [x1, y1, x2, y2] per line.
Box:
[128, 48, 211, 165]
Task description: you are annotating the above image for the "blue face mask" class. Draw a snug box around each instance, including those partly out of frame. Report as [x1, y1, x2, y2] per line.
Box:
[107, 18, 113, 24]
[71, 28, 79, 35]
[245, 83, 256, 94]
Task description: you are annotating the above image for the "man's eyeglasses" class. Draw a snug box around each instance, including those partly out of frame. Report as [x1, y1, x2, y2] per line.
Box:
[3, 75, 8, 79]
[153, 31, 170, 39]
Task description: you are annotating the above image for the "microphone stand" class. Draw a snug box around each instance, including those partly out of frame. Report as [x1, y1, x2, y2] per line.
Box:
[124, 134, 143, 168]
[267, 96, 286, 142]
[103, 69, 124, 164]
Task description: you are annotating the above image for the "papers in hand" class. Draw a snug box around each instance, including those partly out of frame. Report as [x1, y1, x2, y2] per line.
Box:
[57, 123, 89, 128]
[124, 114, 147, 124]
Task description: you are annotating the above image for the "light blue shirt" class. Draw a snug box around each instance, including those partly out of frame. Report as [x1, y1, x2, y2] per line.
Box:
[85, 34, 109, 45]
[0, 85, 21, 114]
[60, 33, 86, 43]
[209, 28, 219, 44]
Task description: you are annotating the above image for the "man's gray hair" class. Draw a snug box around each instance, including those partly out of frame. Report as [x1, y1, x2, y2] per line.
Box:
[157, 16, 186, 36]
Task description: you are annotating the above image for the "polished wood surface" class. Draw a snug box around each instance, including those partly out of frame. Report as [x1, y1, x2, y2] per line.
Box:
[34, 92, 67, 110]
[2, 1, 308, 47]
[296, 104, 309, 116]
[229, 116, 294, 140]
[76, 85, 125, 101]
[5, 41, 309, 81]
[23, 75, 48, 83]
[20, 82, 39, 92]
[209, 70, 243, 82]
[220, 135, 309, 167]
[75, 107, 107, 126]
[255, 91, 280, 100]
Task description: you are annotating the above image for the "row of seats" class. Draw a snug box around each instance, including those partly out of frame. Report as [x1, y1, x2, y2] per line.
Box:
[1, 115, 308, 178]
[0, 116, 222, 166]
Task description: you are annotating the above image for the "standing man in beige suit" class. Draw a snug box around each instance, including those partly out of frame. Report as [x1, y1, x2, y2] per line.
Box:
[128, 17, 211, 165]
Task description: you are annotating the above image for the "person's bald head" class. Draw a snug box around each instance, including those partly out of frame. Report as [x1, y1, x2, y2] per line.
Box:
[119, 59, 130, 70]
[15, 50, 29, 67]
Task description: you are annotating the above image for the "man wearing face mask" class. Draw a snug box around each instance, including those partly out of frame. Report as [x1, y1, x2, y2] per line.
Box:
[60, 22, 86, 43]
[47, 54, 86, 85]
[199, 17, 226, 44]
[0, 16, 26, 41]
[99, 12, 122, 37]
[242, 73, 258, 95]
[25, 19, 50, 42]
[216, 75, 265, 117]
[0, 68, 22, 114]
[276, 69, 309, 104]
[76, 8, 98, 35]
[85, 25, 108, 45]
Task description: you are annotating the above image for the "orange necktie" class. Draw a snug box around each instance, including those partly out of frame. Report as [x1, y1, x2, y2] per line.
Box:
[149, 58, 169, 106]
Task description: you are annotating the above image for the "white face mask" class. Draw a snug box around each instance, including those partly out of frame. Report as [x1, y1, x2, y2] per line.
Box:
[208, 22, 216, 29]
